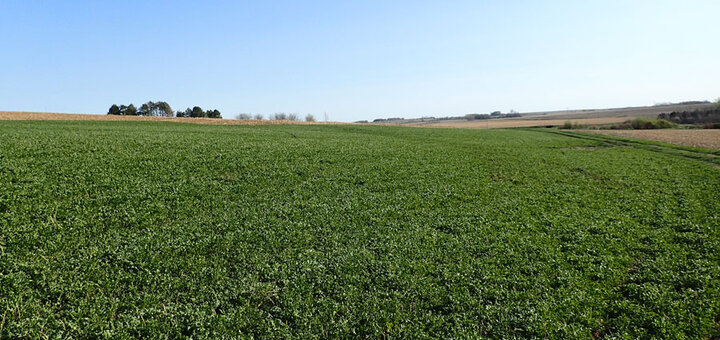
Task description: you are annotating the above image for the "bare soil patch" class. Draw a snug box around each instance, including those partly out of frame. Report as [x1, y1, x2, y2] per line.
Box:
[583, 129, 720, 150]
[0, 111, 336, 126]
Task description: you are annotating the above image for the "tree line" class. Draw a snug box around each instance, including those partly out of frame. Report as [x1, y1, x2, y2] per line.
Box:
[658, 107, 720, 125]
[655, 98, 720, 128]
[236, 112, 317, 122]
[464, 110, 521, 120]
[370, 110, 521, 123]
[108, 101, 222, 119]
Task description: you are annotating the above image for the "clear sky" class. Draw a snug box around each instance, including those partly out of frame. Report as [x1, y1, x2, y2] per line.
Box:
[1, 1, 718, 122]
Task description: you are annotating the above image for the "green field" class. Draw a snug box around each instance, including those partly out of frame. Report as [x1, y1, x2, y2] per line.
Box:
[1, 121, 719, 338]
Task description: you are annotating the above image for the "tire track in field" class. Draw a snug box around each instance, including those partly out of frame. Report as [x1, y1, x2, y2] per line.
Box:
[534, 129, 720, 168]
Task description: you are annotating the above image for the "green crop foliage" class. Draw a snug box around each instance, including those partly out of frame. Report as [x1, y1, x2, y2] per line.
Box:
[1, 121, 719, 338]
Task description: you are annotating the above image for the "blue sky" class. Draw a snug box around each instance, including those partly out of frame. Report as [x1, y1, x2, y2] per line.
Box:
[1, 1, 718, 121]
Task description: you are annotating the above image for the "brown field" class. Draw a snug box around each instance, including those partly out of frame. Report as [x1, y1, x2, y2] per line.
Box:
[584, 129, 720, 150]
[387, 102, 717, 129]
[408, 117, 629, 129]
[0, 111, 333, 126]
[508, 103, 714, 120]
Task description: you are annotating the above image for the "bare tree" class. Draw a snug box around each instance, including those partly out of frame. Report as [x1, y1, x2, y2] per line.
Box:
[236, 113, 252, 120]
[287, 113, 298, 121]
[139, 101, 173, 117]
[156, 101, 174, 117]
[254, 113, 264, 120]
[305, 114, 316, 122]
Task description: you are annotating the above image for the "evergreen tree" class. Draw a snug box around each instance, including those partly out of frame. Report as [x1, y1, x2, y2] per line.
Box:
[108, 104, 121, 115]
[191, 106, 205, 118]
[125, 104, 137, 116]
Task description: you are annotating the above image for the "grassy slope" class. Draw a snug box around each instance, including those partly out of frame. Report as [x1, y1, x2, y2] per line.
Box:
[1, 121, 719, 338]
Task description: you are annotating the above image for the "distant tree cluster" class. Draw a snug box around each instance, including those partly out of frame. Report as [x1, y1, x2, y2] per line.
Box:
[658, 107, 720, 125]
[676, 100, 710, 105]
[654, 100, 711, 107]
[236, 112, 316, 122]
[141, 101, 174, 117]
[464, 110, 521, 120]
[176, 106, 222, 118]
[108, 101, 175, 117]
[371, 110, 521, 123]
[108, 104, 137, 116]
[465, 114, 491, 120]
[108, 102, 221, 119]
[272, 113, 300, 121]
[372, 117, 405, 123]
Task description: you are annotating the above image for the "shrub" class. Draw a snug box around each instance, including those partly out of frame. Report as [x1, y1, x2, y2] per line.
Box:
[629, 118, 677, 129]
[559, 121, 594, 129]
